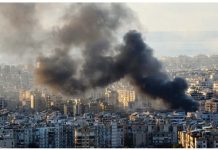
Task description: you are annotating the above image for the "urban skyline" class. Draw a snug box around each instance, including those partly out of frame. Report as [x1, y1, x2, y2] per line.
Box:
[0, 2, 218, 148]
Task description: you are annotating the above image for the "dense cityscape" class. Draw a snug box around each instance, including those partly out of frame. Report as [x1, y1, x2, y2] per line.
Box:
[1, 2, 218, 149]
[0, 55, 217, 148]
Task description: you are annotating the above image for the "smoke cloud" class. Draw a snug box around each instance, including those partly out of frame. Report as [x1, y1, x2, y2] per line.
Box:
[0, 4, 40, 58]
[36, 3, 198, 111]
[119, 31, 198, 111]
[0, 3, 59, 64]
[36, 3, 134, 93]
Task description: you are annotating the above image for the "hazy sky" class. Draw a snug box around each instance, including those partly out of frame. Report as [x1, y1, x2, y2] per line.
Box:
[128, 3, 218, 57]
[25, 3, 218, 57]
[0, 3, 218, 64]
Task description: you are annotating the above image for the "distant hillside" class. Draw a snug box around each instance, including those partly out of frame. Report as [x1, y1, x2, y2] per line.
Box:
[160, 55, 218, 71]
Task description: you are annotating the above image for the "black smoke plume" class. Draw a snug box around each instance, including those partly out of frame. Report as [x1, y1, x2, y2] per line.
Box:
[36, 4, 198, 112]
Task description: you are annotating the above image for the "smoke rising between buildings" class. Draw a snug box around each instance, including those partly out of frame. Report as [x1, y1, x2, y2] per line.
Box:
[35, 4, 198, 111]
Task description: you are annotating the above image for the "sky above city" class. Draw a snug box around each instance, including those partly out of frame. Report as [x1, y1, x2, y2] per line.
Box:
[128, 3, 218, 57]
[37, 3, 218, 57]
[0, 3, 218, 64]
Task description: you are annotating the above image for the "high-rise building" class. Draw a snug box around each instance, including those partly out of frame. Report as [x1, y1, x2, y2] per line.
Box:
[205, 99, 218, 112]
[178, 129, 218, 148]
[117, 90, 136, 108]
[64, 99, 81, 116]
[0, 128, 15, 148]
[105, 89, 118, 105]
[94, 122, 112, 148]
[62, 125, 74, 148]
[214, 81, 218, 92]
[74, 125, 95, 148]
[30, 91, 46, 112]
[14, 128, 33, 148]
[34, 126, 64, 148]
[19, 90, 31, 108]
[111, 121, 124, 148]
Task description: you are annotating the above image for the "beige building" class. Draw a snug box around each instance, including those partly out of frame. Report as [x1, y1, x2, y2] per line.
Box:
[30, 90, 45, 112]
[178, 129, 218, 148]
[117, 89, 136, 108]
[19, 90, 31, 107]
[205, 99, 218, 112]
[178, 130, 207, 148]
[214, 81, 218, 92]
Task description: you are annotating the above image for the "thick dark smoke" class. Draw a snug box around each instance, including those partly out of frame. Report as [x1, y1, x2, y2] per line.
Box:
[36, 4, 198, 112]
[117, 31, 198, 111]
[36, 3, 134, 93]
